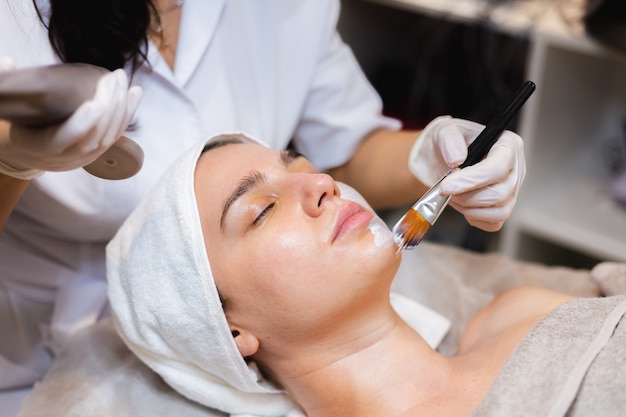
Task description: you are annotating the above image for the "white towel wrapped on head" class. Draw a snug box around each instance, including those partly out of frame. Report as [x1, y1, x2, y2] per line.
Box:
[106, 133, 449, 416]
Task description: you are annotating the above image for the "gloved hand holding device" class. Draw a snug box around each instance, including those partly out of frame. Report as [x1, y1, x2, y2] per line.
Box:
[409, 115, 526, 232]
[0, 58, 143, 180]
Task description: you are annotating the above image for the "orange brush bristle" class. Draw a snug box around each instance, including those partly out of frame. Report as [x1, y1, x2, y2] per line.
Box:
[392, 208, 432, 253]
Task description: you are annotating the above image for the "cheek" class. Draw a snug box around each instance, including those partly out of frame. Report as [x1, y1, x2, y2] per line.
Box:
[245, 232, 333, 307]
[252, 230, 325, 287]
[260, 224, 396, 291]
[218, 222, 399, 320]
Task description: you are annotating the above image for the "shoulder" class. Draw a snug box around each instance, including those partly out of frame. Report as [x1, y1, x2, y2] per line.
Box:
[483, 286, 576, 317]
[458, 286, 576, 354]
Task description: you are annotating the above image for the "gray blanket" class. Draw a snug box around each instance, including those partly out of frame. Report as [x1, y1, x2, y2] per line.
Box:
[469, 295, 626, 417]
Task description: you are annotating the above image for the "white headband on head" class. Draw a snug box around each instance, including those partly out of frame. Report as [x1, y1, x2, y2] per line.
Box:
[106, 133, 298, 416]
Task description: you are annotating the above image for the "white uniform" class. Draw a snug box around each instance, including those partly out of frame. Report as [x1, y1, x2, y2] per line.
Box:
[0, 0, 400, 389]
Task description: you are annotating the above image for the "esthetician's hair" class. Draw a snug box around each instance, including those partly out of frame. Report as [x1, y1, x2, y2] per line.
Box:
[32, 0, 154, 73]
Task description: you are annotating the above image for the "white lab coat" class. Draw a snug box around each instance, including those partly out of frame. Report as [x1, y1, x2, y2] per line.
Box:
[0, 0, 400, 389]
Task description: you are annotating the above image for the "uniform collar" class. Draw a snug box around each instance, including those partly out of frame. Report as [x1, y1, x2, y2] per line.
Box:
[146, 0, 226, 86]
[175, 0, 226, 85]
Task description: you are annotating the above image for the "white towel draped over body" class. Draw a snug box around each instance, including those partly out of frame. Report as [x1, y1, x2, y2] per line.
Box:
[106, 133, 450, 417]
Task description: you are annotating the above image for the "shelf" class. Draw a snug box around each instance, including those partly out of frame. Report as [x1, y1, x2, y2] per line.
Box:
[502, 26, 626, 266]
[363, 0, 605, 45]
[363, 0, 555, 35]
[515, 143, 626, 262]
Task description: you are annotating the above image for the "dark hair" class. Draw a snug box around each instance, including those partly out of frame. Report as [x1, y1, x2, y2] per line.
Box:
[33, 0, 158, 74]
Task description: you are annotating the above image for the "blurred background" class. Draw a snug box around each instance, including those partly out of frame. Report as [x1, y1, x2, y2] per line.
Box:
[337, 0, 626, 269]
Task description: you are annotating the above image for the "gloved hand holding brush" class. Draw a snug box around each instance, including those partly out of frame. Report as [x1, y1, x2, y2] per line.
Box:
[409, 115, 525, 232]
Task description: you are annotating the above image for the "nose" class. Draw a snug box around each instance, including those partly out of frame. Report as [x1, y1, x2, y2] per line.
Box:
[293, 172, 339, 217]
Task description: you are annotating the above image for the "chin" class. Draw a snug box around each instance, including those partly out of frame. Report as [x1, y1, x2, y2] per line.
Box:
[365, 241, 401, 279]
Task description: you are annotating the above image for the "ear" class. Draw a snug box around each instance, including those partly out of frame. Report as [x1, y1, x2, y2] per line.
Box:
[231, 328, 259, 358]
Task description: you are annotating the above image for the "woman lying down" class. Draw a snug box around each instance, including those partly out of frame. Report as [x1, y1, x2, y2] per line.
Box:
[107, 134, 626, 417]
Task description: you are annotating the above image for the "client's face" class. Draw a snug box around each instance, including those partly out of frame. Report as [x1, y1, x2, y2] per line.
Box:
[194, 141, 399, 348]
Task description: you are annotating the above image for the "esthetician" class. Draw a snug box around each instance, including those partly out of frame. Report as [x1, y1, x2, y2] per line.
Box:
[0, 0, 524, 391]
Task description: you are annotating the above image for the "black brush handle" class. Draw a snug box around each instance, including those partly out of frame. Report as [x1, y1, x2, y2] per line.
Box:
[460, 81, 536, 168]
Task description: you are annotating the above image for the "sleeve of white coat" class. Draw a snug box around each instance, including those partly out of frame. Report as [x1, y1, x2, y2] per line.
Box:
[292, 0, 401, 171]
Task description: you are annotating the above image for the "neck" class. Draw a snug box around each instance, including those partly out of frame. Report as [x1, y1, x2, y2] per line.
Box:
[262, 310, 455, 417]
[149, 0, 183, 70]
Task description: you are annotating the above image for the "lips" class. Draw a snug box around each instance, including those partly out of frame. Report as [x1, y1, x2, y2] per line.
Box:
[332, 201, 374, 243]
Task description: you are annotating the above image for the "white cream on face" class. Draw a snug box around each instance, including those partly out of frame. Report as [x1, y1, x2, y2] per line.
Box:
[367, 215, 395, 249]
[337, 182, 394, 249]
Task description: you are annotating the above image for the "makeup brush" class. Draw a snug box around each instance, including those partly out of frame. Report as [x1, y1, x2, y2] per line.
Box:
[392, 80, 536, 252]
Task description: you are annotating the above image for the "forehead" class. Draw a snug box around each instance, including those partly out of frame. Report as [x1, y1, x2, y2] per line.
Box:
[196, 141, 274, 177]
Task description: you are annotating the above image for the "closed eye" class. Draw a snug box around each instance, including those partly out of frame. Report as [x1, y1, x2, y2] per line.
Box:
[253, 202, 276, 225]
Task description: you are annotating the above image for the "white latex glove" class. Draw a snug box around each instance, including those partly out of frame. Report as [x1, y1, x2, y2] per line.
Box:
[409, 115, 525, 231]
[0, 61, 142, 180]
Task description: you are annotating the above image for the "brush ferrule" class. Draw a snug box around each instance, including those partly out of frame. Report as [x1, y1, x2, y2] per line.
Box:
[412, 172, 452, 224]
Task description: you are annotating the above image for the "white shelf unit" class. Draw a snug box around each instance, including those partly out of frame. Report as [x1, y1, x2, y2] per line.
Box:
[500, 28, 626, 267]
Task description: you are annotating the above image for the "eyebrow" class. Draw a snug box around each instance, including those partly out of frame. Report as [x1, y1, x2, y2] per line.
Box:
[280, 148, 303, 167]
[219, 149, 304, 229]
